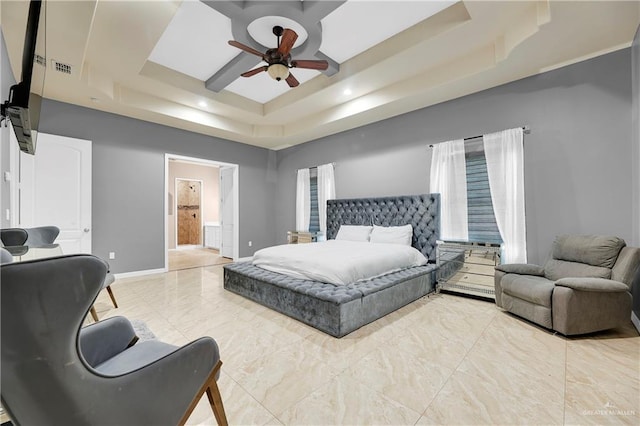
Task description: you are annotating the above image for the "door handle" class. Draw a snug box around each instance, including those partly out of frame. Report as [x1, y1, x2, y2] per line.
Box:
[83, 228, 90, 233]
[192, 213, 196, 219]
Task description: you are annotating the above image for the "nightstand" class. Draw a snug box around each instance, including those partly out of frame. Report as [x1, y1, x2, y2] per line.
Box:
[436, 240, 501, 300]
[287, 231, 315, 244]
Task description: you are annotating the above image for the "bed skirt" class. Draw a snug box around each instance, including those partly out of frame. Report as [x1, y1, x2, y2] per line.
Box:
[223, 262, 438, 338]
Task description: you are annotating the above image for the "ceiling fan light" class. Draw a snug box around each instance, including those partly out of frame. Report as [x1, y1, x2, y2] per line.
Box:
[267, 63, 289, 81]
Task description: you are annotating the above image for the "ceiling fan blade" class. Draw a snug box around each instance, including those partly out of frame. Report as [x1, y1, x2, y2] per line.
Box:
[277, 28, 298, 56]
[291, 60, 329, 71]
[229, 40, 265, 58]
[285, 72, 299, 88]
[240, 66, 268, 77]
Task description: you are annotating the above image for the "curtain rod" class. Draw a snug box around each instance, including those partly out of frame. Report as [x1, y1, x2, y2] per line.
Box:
[428, 125, 530, 148]
[301, 162, 336, 171]
[295, 162, 336, 175]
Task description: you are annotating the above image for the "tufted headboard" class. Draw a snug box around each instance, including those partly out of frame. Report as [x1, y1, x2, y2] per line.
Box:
[326, 194, 440, 261]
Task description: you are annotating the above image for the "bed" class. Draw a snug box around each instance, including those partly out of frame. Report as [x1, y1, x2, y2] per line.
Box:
[223, 194, 441, 337]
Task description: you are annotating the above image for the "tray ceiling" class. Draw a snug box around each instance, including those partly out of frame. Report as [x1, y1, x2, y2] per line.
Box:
[1, 1, 639, 150]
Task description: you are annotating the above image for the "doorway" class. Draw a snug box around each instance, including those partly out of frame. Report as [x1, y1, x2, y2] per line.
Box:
[164, 153, 239, 272]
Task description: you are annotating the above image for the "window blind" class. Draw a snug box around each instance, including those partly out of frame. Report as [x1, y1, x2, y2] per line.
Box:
[309, 175, 320, 234]
[465, 149, 502, 244]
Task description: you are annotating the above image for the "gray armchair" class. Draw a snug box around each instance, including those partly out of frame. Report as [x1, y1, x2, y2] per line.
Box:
[495, 235, 640, 335]
[1, 254, 227, 425]
[24, 225, 60, 245]
[0, 227, 28, 246]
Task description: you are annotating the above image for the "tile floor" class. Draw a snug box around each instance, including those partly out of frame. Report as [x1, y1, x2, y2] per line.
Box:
[92, 265, 640, 425]
[168, 248, 232, 271]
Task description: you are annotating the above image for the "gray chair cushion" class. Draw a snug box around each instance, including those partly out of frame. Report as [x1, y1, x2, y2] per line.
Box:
[500, 274, 555, 308]
[551, 234, 625, 268]
[95, 340, 179, 375]
[544, 259, 612, 281]
[79, 317, 137, 368]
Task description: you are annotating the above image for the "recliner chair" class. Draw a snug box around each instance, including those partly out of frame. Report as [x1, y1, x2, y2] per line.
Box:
[494, 235, 640, 335]
[1, 254, 227, 425]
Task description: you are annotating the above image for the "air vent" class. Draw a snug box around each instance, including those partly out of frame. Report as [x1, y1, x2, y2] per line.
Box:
[34, 54, 46, 66]
[52, 60, 73, 75]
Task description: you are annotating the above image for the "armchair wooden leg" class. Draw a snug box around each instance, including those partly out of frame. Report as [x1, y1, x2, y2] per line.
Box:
[179, 360, 228, 426]
[105, 285, 118, 308]
[89, 306, 99, 322]
[207, 375, 228, 426]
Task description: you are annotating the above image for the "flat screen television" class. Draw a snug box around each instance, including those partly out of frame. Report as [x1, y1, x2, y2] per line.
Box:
[1, 0, 44, 155]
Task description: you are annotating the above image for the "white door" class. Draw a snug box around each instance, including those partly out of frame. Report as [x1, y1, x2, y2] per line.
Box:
[19, 133, 92, 254]
[220, 166, 234, 258]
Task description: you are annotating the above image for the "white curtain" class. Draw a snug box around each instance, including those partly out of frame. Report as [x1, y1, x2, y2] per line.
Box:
[317, 163, 336, 235]
[483, 127, 527, 264]
[429, 139, 469, 241]
[296, 168, 310, 232]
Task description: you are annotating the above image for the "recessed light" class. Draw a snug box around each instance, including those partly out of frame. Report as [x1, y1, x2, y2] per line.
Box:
[198, 100, 207, 108]
[343, 89, 352, 96]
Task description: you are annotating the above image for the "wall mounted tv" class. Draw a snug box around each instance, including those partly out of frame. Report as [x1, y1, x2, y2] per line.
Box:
[1, 0, 44, 155]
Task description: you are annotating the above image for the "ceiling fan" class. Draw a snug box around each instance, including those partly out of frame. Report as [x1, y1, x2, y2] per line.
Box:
[228, 26, 329, 88]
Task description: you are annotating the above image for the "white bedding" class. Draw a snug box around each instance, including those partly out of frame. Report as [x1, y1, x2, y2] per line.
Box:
[252, 240, 428, 285]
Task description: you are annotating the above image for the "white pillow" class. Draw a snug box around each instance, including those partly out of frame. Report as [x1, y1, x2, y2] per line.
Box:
[369, 224, 413, 246]
[335, 225, 373, 242]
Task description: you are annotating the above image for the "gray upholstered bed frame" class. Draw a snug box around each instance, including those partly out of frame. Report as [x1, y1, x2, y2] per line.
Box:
[223, 194, 440, 337]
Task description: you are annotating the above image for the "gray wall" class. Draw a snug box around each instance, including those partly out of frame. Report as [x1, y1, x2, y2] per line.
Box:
[1, 30, 16, 229]
[38, 100, 277, 273]
[276, 48, 634, 265]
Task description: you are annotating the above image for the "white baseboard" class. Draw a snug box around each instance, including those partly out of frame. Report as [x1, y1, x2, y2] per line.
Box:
[114, 268, 167, 279]
[113, 257, 252, 279]
[632, 311, 640, 334]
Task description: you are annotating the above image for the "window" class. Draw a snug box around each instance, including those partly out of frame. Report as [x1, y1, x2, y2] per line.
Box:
[296, 163, 335, 235]
[430, 127, 525, 262]
[465, 141, 502, 244]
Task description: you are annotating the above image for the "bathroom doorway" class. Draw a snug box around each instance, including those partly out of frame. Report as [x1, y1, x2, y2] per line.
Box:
[164, 153, 239, 272]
